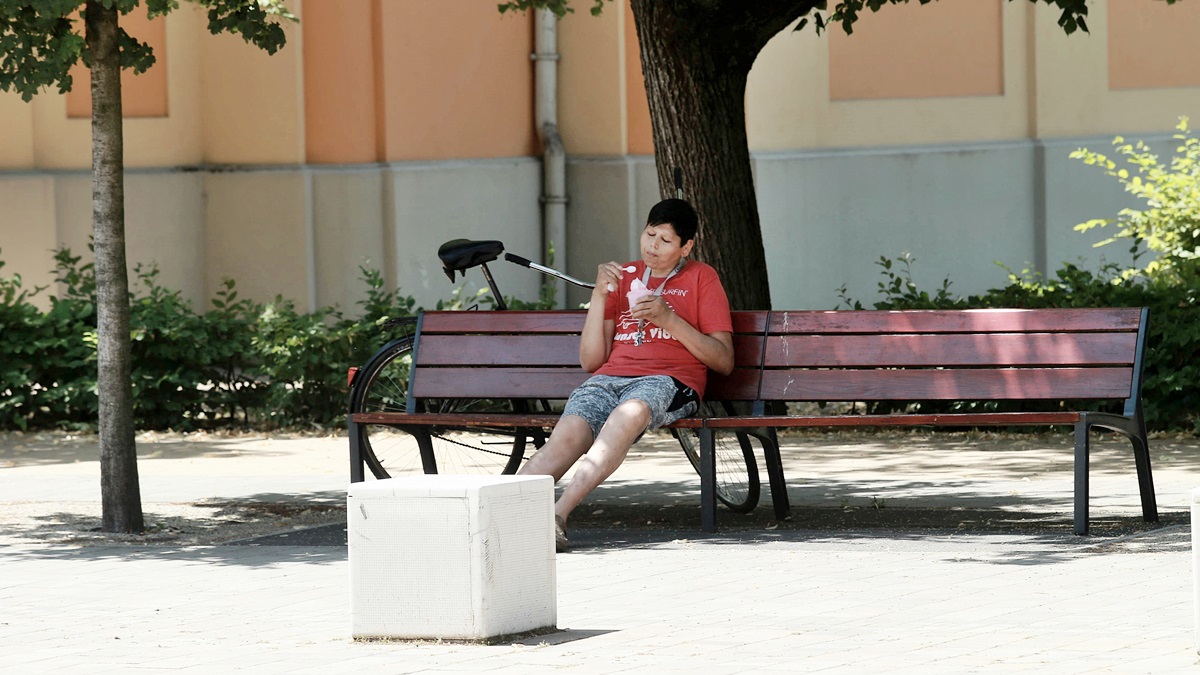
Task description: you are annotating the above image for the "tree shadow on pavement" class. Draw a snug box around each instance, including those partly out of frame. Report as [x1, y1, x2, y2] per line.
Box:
[561, 511, 1190, 568]
[0, 430, 343, 468]
[1, 489, 349, 564]
[1, 542, 346, 567]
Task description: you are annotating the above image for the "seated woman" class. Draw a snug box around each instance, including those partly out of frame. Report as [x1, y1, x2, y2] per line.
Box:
[518, 198, 733, 551]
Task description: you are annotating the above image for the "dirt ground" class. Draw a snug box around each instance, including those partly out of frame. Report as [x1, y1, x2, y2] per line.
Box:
[1, 427, 1195, 548]
[0, 429, 350, 547]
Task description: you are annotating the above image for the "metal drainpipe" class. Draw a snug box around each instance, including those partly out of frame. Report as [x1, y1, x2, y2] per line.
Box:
[534, 8, 567, 308]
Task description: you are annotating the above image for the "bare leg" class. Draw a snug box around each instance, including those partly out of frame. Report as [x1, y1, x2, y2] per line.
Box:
[553, 400, 650, 523]
[517, 414, 594, 482]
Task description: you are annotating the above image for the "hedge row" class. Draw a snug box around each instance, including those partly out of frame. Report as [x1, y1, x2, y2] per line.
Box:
[838, 254, 1199, 433]
[0, 247, 545, 431]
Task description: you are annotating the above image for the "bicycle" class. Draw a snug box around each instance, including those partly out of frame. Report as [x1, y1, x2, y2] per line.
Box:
[346, 238, 763, 513]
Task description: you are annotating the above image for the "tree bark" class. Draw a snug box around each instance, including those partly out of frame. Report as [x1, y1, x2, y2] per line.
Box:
[87, 1, 143, 533]
[629, 0, 818, 310]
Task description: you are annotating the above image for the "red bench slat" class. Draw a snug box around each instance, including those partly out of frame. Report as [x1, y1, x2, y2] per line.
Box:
[703, 411, 1084, 429]
[417, 334, 581, 367]
[768, 308, 1143, 334]
[703, 367, 761, 401]
[761, 332, 1138, 368]
[758, 367, 1133, 401]
[419, 309, 767, 335]
[352, 411, 706, 429]
[420, 310, 585, 334]
[411, 367, 590, 399]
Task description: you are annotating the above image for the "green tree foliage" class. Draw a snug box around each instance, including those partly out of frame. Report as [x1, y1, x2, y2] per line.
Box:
[1, 0, 294, 534]
[1071, 117, 1200, 286]
[0, 0, 291, 100]
[805, 0, 1097, 36]
[0, 1, 86, 98]
[501, 0, 1134, 33]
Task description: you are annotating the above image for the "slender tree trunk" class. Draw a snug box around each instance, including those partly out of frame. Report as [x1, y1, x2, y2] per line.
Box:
[629, 0, 818, 310]
[87, 1, 143, 533]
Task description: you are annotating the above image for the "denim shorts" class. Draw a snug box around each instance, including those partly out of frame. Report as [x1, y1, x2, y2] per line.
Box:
[562, 374, 699, 440]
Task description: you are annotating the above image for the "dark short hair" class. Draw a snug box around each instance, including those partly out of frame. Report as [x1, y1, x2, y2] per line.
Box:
[646, 198, 698, 244]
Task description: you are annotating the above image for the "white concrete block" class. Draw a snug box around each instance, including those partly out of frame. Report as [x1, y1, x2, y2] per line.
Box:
[1192, 487, 1200, 654]
[348, 475, 556, 641]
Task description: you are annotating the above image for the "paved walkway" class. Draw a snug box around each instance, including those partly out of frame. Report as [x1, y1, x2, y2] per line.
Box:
[2, 430, 1199, 673]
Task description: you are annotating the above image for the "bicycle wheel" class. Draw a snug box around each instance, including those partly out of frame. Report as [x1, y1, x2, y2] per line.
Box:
[672, 401, 761, 513]
[349, 337, 531, 478]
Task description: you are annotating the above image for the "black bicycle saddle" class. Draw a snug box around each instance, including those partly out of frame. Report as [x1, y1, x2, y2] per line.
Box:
[437, 239, 504, 280]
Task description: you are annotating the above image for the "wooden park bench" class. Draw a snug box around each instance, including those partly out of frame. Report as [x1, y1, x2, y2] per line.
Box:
[697, 306, 1156, 535]
[349, 307, 1156, 536]
[347, 309, 774, 517]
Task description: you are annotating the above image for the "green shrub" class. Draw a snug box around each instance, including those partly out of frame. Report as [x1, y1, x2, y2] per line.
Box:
[254, 299, 354, 428]
[1070, 117, 1200, 285]
[8, 249, 100, 430]
[840, 254, 1198, 433]
[128, 263, 211, 429]
[0, 245, 559, 432]
[0, 250, 441, 431]
[836, 121, 1200, 433]
[196, 278, 269, 427]
[0, 256, 51, 429]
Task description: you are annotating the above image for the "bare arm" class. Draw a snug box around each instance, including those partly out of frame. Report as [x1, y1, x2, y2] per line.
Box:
[579, 262, 626, 371]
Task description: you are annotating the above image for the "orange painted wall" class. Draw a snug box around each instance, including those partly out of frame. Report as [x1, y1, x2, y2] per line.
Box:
[66, 10, 168, 118]
[373, 0, 536, 161]
[1109, 0, 1200, 90]
[302, 0, 377, 164]
[828, 0, 1003, 100]
[624, 2, 653, 155]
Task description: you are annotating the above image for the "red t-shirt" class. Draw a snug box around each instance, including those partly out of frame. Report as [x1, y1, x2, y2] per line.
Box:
[595, 260, 732, 398]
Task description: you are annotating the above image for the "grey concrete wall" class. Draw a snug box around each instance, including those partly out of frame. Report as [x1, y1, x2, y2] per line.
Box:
[311, 167, 386, 314]
[561, 137, 1157, 311]
[751, 135, 1161, 310]
[562, 156, 660, 308]
[0, 160, 543, 315]
[0, 175, 59, 307]
[384, 158, 542, 312]
[46, 170, 207, 308]
[754, 141, 1039, 309]
[0, 136, 1168, 317]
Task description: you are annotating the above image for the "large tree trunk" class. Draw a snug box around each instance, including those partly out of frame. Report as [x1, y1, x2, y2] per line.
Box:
[629, 0, 817, 310]
[87, 1, 143, 533]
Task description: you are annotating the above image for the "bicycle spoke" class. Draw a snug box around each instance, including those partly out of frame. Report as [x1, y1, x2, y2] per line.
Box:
[672, 402, 760, 513]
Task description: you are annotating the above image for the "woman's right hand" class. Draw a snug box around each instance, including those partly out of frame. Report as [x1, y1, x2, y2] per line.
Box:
[595, 262, 625, 297]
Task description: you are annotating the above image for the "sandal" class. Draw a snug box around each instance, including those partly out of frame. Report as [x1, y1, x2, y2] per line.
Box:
[554, 515, 569, 553]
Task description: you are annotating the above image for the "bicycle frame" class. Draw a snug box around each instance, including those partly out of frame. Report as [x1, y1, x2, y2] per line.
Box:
[349, 235, 761, 513]
[436, 238, 594, 310]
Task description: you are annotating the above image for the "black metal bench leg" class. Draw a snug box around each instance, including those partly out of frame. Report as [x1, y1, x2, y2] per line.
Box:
[700, 427, 717, 533]
[1129, 415, 1158, 523]
[1073, 419, 1089, 535]
[763, 428, 790, 520]
[349, 419, 365, 483]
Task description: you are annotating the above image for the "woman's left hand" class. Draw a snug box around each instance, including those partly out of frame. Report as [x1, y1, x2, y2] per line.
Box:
[630, 295, 674, 327]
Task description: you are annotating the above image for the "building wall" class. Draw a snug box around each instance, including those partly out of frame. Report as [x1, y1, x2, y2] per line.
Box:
[0, 0, 541, 313]
[737, 0, 1200, 308]
[2, 0, 1200, 315]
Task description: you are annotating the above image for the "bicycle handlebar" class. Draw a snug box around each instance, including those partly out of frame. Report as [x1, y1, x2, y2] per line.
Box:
[504, 253, 596, 290]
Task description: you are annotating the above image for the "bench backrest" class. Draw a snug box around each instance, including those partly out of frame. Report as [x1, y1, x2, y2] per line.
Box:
[407, 307, 1149, 416]
[758, 308, 1149, 415]
[406, 310, 767, 409]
